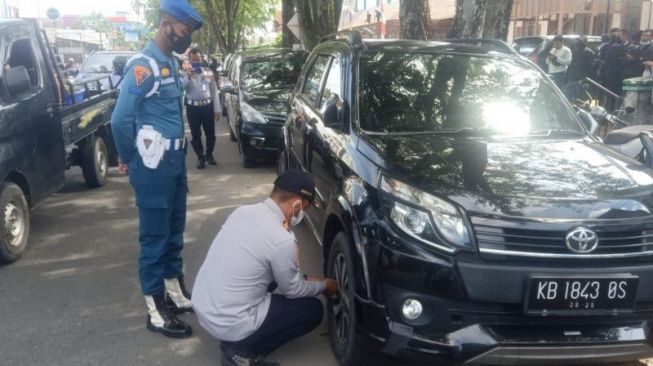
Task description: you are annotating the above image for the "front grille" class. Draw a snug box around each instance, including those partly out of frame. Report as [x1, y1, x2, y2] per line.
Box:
[264, 113, 286, 126]
[472, 216, 653, 259]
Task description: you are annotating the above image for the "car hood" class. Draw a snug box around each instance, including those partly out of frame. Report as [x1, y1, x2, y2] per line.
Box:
[243, 89, 291, 114]
[361, 134, 653, 220]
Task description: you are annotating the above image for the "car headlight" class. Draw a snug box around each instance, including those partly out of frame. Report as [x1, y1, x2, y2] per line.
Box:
[241, 102, 267, 124]
[380, 175, 472, 252]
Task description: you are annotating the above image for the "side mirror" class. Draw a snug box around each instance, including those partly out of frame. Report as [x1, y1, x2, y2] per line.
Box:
[577, 109, 599, 136]
[625, 106, 636, 114]
[221, 83, 235, 94]
[5, 66, 31, 95]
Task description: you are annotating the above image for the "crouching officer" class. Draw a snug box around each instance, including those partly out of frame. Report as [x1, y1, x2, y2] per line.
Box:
[193, 169, 338, 366]
[110, 0, 203, 339]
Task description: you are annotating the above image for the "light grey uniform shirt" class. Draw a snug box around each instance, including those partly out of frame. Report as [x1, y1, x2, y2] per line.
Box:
[192, 198, 326, 342]
[181, 69, 220, 114]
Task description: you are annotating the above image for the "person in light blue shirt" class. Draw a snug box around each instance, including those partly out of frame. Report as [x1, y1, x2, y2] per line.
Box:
[110, 0, 202, 339]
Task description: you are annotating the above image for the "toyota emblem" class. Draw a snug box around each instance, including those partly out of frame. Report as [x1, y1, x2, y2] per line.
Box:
[565, 227, 599, 254]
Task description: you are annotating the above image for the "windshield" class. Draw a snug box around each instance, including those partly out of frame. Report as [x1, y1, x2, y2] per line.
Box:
[242, 53, 307, 92]
[359, 52, 583, 136]
[81, 53, 127, 74]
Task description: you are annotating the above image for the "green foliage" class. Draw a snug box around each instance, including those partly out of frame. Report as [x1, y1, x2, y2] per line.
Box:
[81, 12, 112, 33]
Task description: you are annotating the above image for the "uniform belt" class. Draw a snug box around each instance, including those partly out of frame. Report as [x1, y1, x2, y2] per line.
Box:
[164, 138, 187, 151]
[186, 99, 211, 107]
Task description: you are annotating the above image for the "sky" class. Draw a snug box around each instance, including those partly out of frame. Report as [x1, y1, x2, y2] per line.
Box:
[19, 0, 137, 19]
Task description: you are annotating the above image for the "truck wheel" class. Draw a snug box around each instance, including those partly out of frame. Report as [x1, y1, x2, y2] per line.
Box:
[327, 232, 386, 366]
[81, 135, 108, 188]
[0, 182, 29, 264]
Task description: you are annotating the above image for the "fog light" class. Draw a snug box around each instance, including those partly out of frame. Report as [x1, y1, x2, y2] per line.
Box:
[250, 137, 265, 147]
[401, 298, 423, 320]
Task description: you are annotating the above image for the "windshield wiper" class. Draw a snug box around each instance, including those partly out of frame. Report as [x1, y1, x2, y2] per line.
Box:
[529, 129, 584, 137]
[365, 127, 480, 136]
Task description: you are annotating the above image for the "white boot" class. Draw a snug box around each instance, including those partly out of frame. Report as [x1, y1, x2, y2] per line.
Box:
[144, 295, 165, 328]
[164, 278, 193, 311]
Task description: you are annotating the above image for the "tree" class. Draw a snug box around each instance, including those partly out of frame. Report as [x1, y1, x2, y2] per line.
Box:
[81, 12, 113, 50]
[295, 0, 343, 50]
[448, 0, 514, 40]
[201, 0, 274, 53]
[282, 0, 299, 48]
[399, 0, 432, 40]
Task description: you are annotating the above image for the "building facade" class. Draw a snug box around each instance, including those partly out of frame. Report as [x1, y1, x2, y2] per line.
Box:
[339, 0, 653, 42]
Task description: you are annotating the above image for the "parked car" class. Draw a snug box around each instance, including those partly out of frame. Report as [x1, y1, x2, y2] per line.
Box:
[279, 31, 653, 365]
[0, 19, 120, 263]
[222, 49, 308, 168]
[514, 35, 602, 71]
[74, 50, 136, 91]
[512, 35, 547, 56]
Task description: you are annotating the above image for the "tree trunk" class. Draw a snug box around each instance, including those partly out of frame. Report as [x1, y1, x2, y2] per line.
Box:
[448, 0, 486, 39]
[202, 0, 228, 52]
[400, 0, 431, 40]
[481, 0, 513, 40]
[282, 0, 298, 48]
[296, 0, 343, 50]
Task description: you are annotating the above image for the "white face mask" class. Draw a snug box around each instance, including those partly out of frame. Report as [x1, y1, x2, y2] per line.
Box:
[290, 200, 305, 227]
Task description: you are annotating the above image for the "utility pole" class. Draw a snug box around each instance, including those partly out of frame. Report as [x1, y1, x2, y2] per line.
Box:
[605, 0, 611, 34]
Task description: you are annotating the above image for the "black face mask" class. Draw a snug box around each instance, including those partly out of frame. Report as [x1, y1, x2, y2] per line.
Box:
[166, 25, 192, 54]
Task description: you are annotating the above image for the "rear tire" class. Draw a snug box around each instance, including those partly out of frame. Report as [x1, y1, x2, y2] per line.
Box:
[238, 142, 255, 169]
[229, 127, 237, 142]
[0, 182, 29, 264]
[81, 135, 108, 188]
[327, 232, 385, 366]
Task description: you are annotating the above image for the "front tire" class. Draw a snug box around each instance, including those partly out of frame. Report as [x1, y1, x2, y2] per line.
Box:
[0, 182, 29, 264]
[81, 135, 108, 188]
[327, 232, 378, 366]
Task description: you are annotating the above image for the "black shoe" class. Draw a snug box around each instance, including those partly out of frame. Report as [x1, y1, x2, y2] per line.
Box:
[197, 156, 206, 169]
[221, 351, 280, 366]
[145, 293, 192, 339]
[206, 155, 217, 166]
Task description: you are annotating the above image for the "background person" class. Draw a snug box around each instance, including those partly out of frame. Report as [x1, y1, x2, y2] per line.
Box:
[182, 48, 219, 169]
[546, 35, 572, 88]
[192, 169, 338, 366]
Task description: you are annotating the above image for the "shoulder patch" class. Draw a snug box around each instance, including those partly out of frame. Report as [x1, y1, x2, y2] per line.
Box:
[128, 86, 143, 95]
[134, 65, 152, 86]
[161, 67, 171, 77]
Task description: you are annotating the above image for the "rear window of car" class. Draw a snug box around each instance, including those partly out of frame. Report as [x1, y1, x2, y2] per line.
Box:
[241, 53, 307, 92]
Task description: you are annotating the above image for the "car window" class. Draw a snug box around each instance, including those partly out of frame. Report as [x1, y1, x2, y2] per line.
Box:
[318, 56, 344, 127]
[359, 52, 582, 136]
[5, 38, 40, 87]
[241, 53, 306, 92]
[301, 55, 330, 106]
[80, 53, 125, 74]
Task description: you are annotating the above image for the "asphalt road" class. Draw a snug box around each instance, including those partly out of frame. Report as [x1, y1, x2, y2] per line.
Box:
[0, 120, 651, 366]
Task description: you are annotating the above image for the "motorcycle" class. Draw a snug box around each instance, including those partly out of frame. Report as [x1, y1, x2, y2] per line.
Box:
[577, 103, 653, 168]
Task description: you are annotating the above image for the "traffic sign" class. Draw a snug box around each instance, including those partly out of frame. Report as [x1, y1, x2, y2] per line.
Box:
[46, 8, 60, 20]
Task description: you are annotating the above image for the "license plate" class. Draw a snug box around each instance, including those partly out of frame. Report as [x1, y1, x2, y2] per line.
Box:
[526, 275, 638, 314]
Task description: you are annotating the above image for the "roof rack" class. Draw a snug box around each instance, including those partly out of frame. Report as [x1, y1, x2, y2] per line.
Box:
[442, 38, 519, 56]
[320, 30, 363, 47]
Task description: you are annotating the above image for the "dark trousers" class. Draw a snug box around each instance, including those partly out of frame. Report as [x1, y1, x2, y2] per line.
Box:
[550, 72, 567, 89]
[222, 295, 323, 356]
[128, 150, 187, 295]
[186, 103, 216, 159]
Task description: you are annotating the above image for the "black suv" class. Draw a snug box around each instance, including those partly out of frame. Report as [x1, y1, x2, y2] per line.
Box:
[279, 31, 653, 365]
[221, 49, 307, 167]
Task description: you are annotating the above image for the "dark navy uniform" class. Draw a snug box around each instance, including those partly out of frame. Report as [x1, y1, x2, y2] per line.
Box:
[110, 0, 202, 338]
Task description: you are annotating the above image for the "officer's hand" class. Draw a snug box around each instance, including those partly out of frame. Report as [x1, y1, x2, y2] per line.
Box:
[305, 275, 322, 282]
[118, 163, 128, 175]
[323, 278, 338, 298]
[215, 113, 221, 121]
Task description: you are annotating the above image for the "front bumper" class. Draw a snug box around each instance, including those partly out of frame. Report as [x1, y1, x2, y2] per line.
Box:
[355, 222, 653, 364]
[239, 121, 283, 160]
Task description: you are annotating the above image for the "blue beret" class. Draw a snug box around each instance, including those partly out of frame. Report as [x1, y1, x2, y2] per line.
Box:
[161, 0, 203, 31]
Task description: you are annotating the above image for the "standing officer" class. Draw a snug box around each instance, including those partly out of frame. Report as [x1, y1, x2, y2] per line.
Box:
[111, 0, 202, 339]
[182, 48, 219, 169]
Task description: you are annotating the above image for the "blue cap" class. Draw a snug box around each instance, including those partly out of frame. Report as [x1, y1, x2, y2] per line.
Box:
[161, 0, 203, 31]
